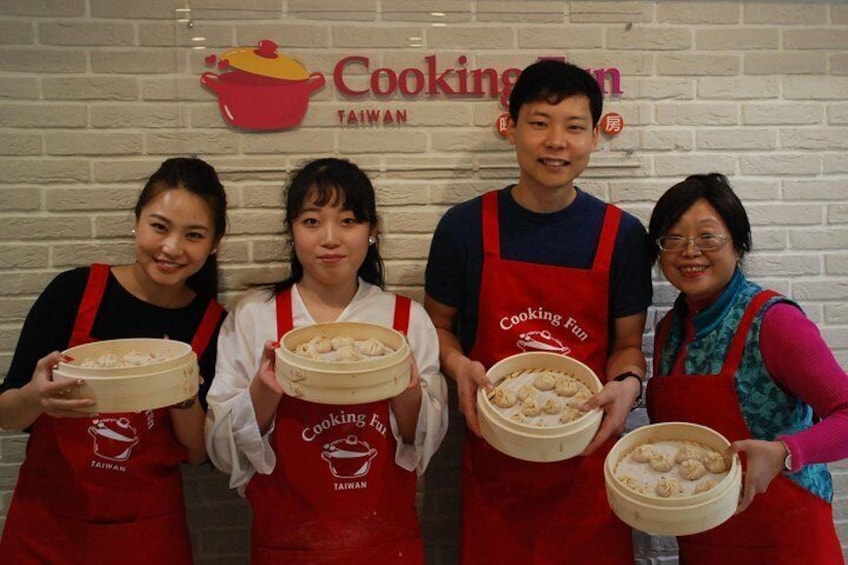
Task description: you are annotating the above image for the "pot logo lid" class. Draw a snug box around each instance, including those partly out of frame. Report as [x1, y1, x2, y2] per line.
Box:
[220, 39, 309, 81]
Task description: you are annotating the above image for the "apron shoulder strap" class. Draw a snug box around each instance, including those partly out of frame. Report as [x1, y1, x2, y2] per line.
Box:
[481, 190, 500, 258]
[392, 294, 412, 334]
[592, 204, 622, 271]
[722, 289, 782, 374]
[69, 263, 111, 347]
[653, 310, 674, 376]
[190, 299, 225, 356]
[275, 287, 294, 338]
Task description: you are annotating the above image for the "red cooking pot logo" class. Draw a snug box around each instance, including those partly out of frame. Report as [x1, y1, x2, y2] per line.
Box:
[321, 435, 378, 479]
[88, 417, 140, 462]
[201, 39, 325, 131]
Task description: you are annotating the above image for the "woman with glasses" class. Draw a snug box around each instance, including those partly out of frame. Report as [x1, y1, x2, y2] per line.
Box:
[646, 173, 848, 564]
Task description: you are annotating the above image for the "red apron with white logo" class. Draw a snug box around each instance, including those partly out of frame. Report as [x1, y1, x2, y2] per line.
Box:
[647, 290, 843, 565]
[460, 191, 632, 564]
[244, 288, 422, 565]
[0, 264, 224, 564]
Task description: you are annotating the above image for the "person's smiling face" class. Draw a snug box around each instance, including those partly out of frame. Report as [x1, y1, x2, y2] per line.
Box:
[507, 94, 599, 200]
[134, 187, 216, 290]
[659, 198, 740, 302]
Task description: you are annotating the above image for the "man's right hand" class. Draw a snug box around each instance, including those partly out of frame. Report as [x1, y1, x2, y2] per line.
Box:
[454, 355, 490, 436]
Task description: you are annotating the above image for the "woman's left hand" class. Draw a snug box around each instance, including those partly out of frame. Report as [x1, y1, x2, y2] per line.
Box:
[730, 439, 786, 513]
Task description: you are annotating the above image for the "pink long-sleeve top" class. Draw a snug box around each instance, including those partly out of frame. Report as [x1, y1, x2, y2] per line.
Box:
[673, 301, 848, 473]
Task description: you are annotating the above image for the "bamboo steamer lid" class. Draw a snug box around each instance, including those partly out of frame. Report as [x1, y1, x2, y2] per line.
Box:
[604, 421, 742, 536]
[276, 321, 411, 405]
[53, 338, 198, 413]
[476, 352, 603, 462]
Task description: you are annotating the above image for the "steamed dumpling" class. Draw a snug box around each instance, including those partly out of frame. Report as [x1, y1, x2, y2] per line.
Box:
[331, 335, 355, 350]
[630, 444, 657, 463]
[295, 343, 314, 357]
[358, 337, 387, 357]
[559, 406, 583, 424]
[541, 397, 560, 415]
[656, 477, 683, 498]
[533, 372, 557, 391]
[492, 389, 518, 409]
[679, 458, 708, 481]
[517, 384, 535, 402]
[693, 479, 718, 494]
[308, 335, 334, 354]
[334, 345, 361, 362]
[555, 377, 579, 397]
[521, 398, 542, 417]
[649, 454, 674, 473]
[617, 473, 645, 493]
[571, 391, 591, 406]
[675, 444, 705, 464]
[702, 451, 729, 473]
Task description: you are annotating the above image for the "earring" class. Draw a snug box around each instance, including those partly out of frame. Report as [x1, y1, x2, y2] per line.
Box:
[131, 228, 136, 236]
[210, 249, 217, 255]
[368, 236, 376, 245]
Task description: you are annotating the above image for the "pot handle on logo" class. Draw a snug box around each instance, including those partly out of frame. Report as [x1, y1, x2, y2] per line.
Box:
[305, 72, 326, 94]
[200, 72, 222, 93]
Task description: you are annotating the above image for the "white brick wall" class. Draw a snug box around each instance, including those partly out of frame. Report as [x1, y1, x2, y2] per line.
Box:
[1, 2, 847, 563]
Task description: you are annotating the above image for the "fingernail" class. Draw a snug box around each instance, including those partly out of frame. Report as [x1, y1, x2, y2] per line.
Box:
[62, 355, 74, 362]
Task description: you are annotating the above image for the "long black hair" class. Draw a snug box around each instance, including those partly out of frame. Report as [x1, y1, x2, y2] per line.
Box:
[135, 157, 228, 298]
[648, 172, 751, 265]
[271, 157, 384, 295]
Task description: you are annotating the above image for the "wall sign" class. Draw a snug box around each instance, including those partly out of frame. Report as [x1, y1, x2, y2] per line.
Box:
[201, 40, 624, 132]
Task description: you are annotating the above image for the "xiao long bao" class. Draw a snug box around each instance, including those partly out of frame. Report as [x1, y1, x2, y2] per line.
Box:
[275, 321, 411, 405]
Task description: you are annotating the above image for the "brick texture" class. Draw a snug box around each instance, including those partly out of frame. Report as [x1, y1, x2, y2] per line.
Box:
[1, 2, 847, 564]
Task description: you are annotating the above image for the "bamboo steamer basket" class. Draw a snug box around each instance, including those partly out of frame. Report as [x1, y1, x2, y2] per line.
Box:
[604, 422, 742, 536]
[276, 322, 411, 405]
[476, 352, 603, 462]
[53, 338, 199, 413]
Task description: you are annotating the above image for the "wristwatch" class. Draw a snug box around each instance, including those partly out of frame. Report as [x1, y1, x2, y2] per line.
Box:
[778, 439, 793, 472]
[613, 371, 643, 409]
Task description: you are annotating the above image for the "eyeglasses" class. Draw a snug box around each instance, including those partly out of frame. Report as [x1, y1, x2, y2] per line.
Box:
[656, 234, 730, 252]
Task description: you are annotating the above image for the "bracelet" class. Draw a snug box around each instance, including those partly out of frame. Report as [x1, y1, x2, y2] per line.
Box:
[613, 371, 644, 409]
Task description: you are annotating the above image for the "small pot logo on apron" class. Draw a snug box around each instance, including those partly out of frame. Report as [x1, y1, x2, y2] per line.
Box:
[517, 330, 571, 355]
[88, 418, 140, 462]
[321, 435, 378, 479]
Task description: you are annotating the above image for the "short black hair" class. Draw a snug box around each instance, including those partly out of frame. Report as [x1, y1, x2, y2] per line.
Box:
[508, 59, 603, 126]
[648, 173, 752, 264]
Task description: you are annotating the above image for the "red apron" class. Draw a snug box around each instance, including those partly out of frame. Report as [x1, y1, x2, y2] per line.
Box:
[647, 290, 843, 565]
[244, 288, 423, 565]
[460, 191, 633, 564]
[0, 264, 224, 565]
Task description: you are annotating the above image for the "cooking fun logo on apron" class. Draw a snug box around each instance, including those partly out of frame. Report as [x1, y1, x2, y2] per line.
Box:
[302, 409, 388, 490]
[88, 417, 140, 471]
[500, 306, 591, 353]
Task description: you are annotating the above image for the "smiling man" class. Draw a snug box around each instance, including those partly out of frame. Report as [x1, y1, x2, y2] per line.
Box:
[424, 59, 653, 564]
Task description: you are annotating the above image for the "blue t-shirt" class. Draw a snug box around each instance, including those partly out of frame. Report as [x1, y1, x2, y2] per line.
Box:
[425, 186, 653, 354]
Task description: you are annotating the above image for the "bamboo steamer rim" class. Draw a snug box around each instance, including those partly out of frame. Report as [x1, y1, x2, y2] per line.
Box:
[604, 422, 742, 507]
[52, 338, 199, 413]
[276, 321, 411, 405]
[278, 321, 409, 373]
[57, 338, 194, 377]
[478, 351, 604, 433]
